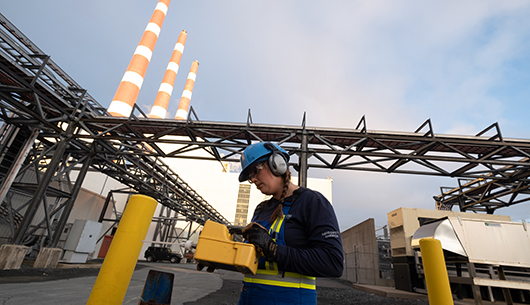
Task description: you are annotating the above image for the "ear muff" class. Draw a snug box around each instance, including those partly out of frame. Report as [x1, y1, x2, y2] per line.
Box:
[264, 143, 288, 176]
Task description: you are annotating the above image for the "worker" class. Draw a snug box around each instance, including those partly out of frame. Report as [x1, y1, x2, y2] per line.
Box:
[236, 142, 343, 305]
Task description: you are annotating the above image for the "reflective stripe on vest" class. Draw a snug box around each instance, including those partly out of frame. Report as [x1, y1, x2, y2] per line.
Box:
[244, 209, 316, 290]
[269, 212, 284, 241]
[244, 269, 316, 290]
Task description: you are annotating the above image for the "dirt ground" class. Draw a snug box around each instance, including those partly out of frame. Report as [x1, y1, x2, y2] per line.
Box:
[183, 278, 429, 305]
[0, 260, 429, 305]
[0, 260, 104, 284]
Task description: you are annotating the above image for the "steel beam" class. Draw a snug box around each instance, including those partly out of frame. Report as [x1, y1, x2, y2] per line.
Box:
[0, 127, 38, 205]
[12, 124, 73, 244]
[2, 9, 530, 230]
[50, 150, 93, 247]
[299, 129, 309, 187]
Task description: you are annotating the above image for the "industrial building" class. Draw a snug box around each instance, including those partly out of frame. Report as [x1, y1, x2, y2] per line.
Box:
[65, 155, 333, 261]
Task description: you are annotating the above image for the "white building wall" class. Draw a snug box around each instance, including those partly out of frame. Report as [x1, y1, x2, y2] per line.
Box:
[158, 155, 333, 225]
[69, 142, 333, 260]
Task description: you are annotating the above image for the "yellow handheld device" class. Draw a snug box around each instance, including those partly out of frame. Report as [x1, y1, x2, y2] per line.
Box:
[194, 220, 259, 275]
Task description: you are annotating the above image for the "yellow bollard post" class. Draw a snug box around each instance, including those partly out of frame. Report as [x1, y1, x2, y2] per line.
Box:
[87, 194, 158, 305]
[419, 238, 454, 305]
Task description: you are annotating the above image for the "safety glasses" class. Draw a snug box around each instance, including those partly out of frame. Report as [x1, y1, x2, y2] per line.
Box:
[247, 162, 266, 183]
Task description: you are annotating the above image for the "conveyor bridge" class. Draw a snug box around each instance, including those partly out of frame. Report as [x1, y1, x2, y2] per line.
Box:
[0, 12, 529, 250]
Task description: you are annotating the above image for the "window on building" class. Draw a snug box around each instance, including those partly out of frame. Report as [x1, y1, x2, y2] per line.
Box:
[234, 184, 251, 226]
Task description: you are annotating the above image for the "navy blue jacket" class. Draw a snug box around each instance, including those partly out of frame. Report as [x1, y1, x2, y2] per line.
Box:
[251, 187, 344, 278]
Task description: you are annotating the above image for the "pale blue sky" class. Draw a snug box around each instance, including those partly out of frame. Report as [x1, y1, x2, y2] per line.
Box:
[3, 1, 530, 229]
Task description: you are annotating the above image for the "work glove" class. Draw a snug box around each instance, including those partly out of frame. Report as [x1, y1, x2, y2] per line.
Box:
[242, 222, 278, 262]
[196, 263, 216, 273]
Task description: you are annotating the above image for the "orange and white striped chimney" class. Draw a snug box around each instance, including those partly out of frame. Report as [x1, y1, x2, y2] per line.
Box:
[175, 60, 199, 120]
[149, 30, 187, 119]
[107, 0, 171, 117]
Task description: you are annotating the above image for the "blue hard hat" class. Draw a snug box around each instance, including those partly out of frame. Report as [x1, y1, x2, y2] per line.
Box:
[239, 142, 289, 182]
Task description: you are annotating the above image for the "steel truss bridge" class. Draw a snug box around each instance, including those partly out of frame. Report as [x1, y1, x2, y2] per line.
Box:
[1, 13, 530, 253]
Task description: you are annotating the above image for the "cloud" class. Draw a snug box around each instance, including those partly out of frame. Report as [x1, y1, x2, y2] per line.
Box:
[210, 1, 530, 136]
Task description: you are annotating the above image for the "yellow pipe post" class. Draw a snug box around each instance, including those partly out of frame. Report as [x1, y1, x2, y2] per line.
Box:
[87, 194, 158, 305]
[419, 238, 454, 305]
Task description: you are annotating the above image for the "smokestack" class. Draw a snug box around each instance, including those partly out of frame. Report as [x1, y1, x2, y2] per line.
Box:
[175, 60, 199, 120]
[107, 0, 171, 117]
[149, 30, 187, 119]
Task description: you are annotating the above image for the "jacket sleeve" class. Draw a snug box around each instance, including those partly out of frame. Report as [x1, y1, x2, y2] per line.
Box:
[275, 190, 344, 277]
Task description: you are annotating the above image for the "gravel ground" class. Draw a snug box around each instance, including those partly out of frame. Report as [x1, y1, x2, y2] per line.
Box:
[0, 262, 103, 284]
[184, 278, 430, 305]
[316, 284, 429, 305]
[1, 261, 429, 305]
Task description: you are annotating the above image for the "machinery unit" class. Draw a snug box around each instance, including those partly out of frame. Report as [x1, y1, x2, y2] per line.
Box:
[412, 217, 530, 304]
[62, 219, 102, 264]
[412, 217, 530, 266]
[387, 207, 510, 292]
[194, 220, 258, 275]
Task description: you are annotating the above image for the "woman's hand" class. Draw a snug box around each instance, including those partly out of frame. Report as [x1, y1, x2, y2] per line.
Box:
[242, 222, 278, 262]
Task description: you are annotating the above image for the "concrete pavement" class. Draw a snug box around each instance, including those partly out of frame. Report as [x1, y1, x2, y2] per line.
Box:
[0, 261, 231, 305]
